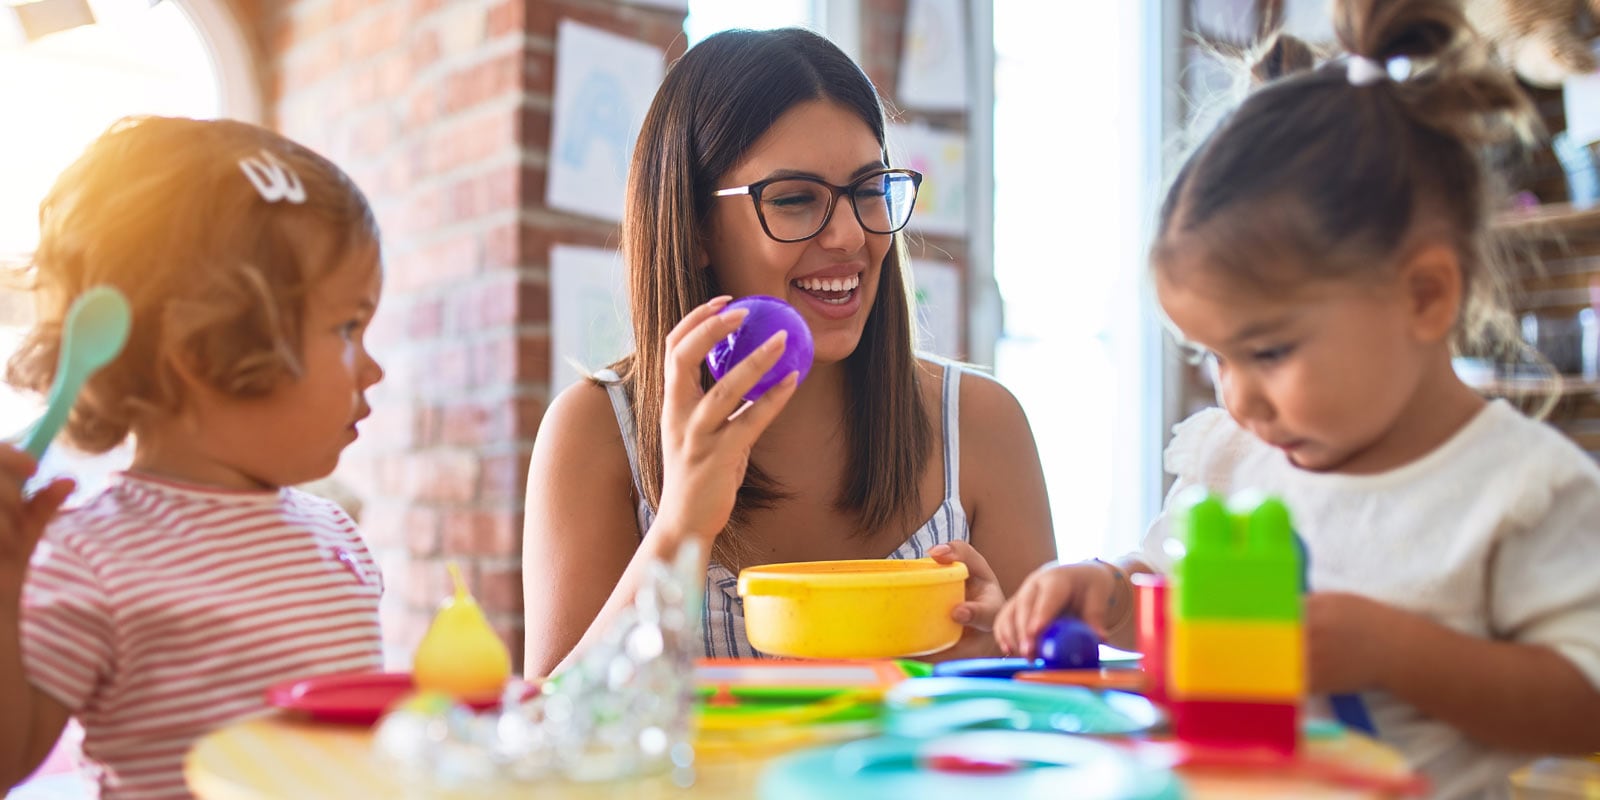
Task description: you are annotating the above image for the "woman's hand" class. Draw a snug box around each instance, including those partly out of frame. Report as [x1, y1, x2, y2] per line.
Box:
[652, 296, 799, 550]
[925, 541, 1005, 660]
[1306, 591, 1401, 694]
[994, 560, 1122, 659]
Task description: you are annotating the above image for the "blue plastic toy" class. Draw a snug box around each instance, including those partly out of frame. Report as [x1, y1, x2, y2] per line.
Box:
[1038, 617, 1101, 670]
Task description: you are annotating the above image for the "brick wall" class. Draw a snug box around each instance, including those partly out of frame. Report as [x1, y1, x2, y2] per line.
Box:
[225, 0, 966, 673]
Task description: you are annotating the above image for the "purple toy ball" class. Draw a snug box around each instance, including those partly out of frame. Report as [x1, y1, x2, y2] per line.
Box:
[1037, 616, 1100, 670]
[705, 296, 815, 401]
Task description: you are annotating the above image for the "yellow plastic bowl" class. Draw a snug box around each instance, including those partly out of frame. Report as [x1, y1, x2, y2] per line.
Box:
[737, 558, 968, 659]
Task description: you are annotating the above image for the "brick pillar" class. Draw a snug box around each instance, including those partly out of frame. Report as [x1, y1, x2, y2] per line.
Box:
[240, 0, 687, 673]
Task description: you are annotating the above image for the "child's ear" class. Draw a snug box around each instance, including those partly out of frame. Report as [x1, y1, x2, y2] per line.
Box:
[1399, 242, 1463, 343]
[156, 350, 212, 431]
[163, 347, 215, 400]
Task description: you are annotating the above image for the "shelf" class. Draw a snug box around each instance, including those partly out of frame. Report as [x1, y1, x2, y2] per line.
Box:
[1494, 203, 1600, 238]
[1467, 374, 1600, 398]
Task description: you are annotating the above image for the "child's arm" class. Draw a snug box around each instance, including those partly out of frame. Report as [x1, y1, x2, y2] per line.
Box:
[995, 556, 1154, 657]
[1311, 592, 1600, 752]
[0, 446, 76, 788]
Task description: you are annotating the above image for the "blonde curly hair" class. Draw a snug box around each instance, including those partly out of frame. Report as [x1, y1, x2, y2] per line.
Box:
[8, 116, 379, 453]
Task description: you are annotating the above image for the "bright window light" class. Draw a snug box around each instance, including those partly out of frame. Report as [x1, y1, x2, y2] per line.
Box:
[685, 0, 816, 45]
[0, 0, 220, 493]
[0, 0, 217, 259]
[994, 2, 1157, 561]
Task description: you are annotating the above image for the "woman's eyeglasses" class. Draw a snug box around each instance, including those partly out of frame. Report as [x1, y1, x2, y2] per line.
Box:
[713, 168, 922, 243]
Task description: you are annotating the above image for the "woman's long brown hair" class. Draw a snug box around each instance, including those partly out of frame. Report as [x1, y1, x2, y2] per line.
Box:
[613, 28, 931, 567]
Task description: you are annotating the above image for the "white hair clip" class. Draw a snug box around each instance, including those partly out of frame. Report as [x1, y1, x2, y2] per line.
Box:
[238, 149, 306, 204]
[1346, 56, 1388, 86]
[1347, 55, 1413, 87]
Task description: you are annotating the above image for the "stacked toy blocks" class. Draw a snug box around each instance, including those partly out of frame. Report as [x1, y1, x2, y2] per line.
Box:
[1167, 488, 1303, 755]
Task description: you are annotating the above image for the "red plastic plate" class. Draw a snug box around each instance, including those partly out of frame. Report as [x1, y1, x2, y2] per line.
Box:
[265, 671, 505, 725]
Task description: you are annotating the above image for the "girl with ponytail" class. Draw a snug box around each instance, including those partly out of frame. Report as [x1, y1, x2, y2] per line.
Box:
[996, 2, 1600, 793]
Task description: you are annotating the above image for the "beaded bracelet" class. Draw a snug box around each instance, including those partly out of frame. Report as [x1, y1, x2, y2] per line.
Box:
[1091, 557, 1133, 631]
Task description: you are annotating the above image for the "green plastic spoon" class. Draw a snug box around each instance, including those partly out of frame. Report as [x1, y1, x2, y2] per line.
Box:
[21, 286, 132, 460]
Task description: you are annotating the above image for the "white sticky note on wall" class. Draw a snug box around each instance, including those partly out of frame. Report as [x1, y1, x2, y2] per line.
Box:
[550, 244, 631, 392]
[1563, 48, 1600, 147]
[548, 20, 664, 223]
[898, 0, 968, 111]
[888, 122, 967, 237]
[910, 260, 962, 359]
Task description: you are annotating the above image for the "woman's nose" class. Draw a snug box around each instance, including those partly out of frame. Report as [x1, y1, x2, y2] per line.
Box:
[815, 193, 868, 250]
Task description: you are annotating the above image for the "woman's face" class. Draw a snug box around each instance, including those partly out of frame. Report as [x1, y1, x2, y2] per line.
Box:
[703, 99, 894, 366]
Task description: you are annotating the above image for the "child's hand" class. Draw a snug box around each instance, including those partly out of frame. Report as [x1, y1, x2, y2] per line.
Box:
[653, 297, 798, 549]
[1307, 591, 1400, 694]
[994, 560, 1120, 659]
[0, 446, 74, 586]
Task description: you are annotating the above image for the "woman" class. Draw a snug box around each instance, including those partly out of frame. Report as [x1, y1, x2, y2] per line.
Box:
[522, 27, 1056, 675]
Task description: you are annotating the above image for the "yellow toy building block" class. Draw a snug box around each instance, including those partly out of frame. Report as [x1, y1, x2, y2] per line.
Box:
[1170, 619, 1304, 700]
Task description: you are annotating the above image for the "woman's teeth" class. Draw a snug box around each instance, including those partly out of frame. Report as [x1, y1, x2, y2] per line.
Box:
[793, 274, 860, 305]
[794, 275, 860, 292]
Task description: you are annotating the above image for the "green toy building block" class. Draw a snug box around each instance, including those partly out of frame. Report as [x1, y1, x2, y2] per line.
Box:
[1170, 487, 1302, 622]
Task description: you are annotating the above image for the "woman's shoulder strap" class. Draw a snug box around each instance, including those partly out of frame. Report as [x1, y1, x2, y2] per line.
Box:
[590, 369, 645, 499]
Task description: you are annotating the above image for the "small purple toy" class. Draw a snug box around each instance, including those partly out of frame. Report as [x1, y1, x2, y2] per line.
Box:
[1037, 616, 1100, 670]
[706, 295, 815, 401]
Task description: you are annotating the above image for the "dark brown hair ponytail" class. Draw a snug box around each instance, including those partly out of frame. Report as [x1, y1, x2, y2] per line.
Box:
[1156, 0, 1538, 358]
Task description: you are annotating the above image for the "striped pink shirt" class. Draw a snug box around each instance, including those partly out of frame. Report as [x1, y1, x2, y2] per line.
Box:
[21, 472, 383, 799]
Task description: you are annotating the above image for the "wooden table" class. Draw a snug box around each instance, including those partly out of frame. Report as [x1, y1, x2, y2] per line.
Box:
[187, 713, 1420, 800]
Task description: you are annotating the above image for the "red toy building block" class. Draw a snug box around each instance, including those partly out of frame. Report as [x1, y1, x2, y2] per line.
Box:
[1168, 698, 1298, 757]
[1134, 574, 1168, 707]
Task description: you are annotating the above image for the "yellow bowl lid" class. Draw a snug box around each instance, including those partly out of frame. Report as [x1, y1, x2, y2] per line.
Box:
[738, 558, 968, 596]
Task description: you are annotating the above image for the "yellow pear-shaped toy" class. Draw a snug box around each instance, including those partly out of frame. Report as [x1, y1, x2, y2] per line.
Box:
[412, 563, 511, 703]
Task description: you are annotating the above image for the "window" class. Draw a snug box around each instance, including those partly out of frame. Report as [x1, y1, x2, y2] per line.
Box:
[685, 0, 818, 45]
[0, 0, 254, 494]
[992, 3, 1166, 560]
